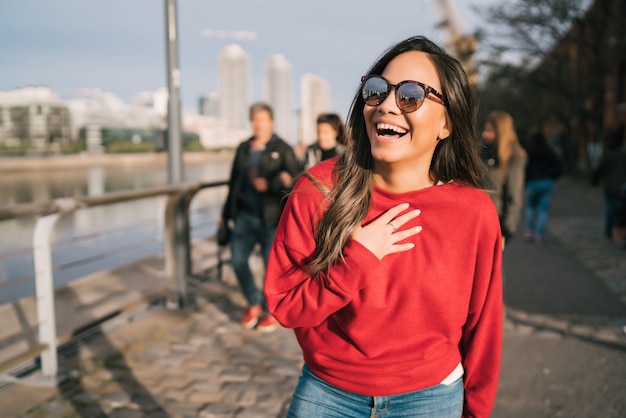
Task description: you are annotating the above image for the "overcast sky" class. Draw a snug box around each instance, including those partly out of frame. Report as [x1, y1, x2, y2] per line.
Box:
[0, 0, 496, 121]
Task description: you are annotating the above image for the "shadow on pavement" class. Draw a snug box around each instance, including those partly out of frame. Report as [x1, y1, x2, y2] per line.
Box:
[54, 287, 169, 417]
[503, 236, 626, 318]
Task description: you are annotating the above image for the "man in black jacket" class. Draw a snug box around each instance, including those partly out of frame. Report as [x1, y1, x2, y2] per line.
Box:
[221, 102, 300, 332]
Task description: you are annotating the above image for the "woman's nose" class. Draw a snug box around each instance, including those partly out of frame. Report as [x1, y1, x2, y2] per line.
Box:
[377, 88, 401, 114]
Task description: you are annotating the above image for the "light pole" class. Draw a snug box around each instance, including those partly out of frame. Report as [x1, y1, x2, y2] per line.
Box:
[164, 0, 193, 310]
[165, 0, 183, 184]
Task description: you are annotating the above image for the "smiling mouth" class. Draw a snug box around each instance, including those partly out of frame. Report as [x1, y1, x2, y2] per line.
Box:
[376, 122, 408, 139]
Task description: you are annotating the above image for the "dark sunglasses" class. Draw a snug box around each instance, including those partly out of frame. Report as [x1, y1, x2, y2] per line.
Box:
[361, 75, 446, 113]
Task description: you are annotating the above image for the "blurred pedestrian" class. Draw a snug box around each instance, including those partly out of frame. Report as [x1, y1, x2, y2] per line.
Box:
[591, 124, 626, 240]
[265, 36, 502, 418]
[220, 102, 300, 332]
[613, 182, 626, 247]
[585, 114, 603, 171]
[302, 113, 346, 170]
[523, 131, 562, 245]
[481, 110, 528, 247]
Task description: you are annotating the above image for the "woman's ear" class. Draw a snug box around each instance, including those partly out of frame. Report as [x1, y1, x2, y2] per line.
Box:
[437, 115, 452, 140]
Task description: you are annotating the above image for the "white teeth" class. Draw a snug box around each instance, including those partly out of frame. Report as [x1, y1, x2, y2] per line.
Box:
[376, 123, 407, 134]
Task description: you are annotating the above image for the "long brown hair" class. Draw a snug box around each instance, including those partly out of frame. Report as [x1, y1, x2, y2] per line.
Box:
[305, 36, 486, 276]
[483, 110, 520, 182]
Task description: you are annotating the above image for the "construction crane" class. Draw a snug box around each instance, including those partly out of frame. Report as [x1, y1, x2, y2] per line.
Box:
[427, 0, 478, 86]
[200, 29, 257, 40]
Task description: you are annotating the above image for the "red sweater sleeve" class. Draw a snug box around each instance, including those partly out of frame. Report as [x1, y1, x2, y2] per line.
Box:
[264, 174, 382, 328]
[461, 222, 503, 418]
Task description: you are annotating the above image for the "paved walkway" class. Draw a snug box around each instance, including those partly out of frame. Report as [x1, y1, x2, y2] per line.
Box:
[2, 176, 626, 418]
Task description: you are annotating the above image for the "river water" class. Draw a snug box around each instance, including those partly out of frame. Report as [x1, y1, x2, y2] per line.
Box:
[0, 153, 233, 304]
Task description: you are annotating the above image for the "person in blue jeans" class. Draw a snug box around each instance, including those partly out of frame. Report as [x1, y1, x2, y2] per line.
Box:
[591, 124, 626, 240]
[220, 102, 300, 332]
[523, 131, 562, 245]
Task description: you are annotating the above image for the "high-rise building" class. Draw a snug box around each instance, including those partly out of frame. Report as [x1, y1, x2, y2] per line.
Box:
[198, 92, 219, 118]
[218, 44, 251, 131]
[300, 73, 331, 145]
[264, 54, 294, 143]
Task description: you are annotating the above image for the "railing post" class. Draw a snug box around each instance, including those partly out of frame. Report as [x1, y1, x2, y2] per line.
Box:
[32, 213, 60, 381]
[164, 190, 196, 309]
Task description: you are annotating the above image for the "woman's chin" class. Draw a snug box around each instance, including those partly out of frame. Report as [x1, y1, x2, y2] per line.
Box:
[368, 133, 411, 164]
[370, 148, 404, 165]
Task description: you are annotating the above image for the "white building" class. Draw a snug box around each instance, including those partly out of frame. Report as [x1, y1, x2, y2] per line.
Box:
[263, 54, 295, 143]
[132, 87, 168, 118]
[68, 89, 163, 152]
[300, 73, 331, 145]
[183, 113, 247, 149]
[0, 86, 71, 148]
[198, 92, 219, 118]
[218, 44, 251, 131]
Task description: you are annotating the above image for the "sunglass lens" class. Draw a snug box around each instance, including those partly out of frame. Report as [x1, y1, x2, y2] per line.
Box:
[362, 77, 389, 106]
[397, 82, 425, 113]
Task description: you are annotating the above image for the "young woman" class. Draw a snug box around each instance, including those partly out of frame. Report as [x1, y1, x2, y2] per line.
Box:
[480, 111, 527, 246]
[265, 36, 502, 418]
[302, 113, 346, 170]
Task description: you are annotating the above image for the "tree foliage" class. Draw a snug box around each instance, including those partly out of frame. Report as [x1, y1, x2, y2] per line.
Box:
[482, 0, 588, 59]
[474, 0, 591, 131]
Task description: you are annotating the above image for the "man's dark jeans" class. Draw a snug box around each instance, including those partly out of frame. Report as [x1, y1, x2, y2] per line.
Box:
[230, 211, 276, 312]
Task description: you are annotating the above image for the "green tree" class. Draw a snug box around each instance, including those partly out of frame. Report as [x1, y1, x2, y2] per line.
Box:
[475, 0, 589, 128]
[475, 0, 624, 171]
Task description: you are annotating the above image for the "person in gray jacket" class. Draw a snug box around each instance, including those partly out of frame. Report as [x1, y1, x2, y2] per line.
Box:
[220, 102, 300, 332]
[481, 110, 526, 321]
[481, 110, 527, 247]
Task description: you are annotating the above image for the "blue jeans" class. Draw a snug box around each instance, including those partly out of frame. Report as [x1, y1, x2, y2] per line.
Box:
[525, 179, 555, 238]
[604, 194, 618, 238]
[230, 211, 275, 311]
[288, 365, 463, 418]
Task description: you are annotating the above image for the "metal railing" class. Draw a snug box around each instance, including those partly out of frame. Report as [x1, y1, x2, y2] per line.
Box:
[0, 180, 227, 386]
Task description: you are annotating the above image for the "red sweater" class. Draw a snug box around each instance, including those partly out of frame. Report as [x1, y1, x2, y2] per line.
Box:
[265, 159, 502, 418]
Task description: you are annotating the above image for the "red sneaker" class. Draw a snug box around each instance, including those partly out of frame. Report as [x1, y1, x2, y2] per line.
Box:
[257, 314, 279, 333]
[241, 305, 262, 329]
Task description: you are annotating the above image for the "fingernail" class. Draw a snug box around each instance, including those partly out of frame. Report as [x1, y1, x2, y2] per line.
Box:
[401, 203, 410, 209]
[416, 226, 423, 233]
[413, 209, 421, 216]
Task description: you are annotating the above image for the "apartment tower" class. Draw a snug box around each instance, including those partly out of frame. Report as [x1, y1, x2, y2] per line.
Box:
[218, 44, 251, 130]
[263, 54, 294, 143]
[299, 73, 331, 145]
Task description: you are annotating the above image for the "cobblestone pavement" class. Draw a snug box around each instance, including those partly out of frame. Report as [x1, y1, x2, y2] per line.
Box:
[6, 176, 626, 418]
[550, 216, 626, 302]
[504, 210, 626, 349]
[508, 176, 626, 344]
[493, 177, 626, 417]
[16, 274, 305, 418]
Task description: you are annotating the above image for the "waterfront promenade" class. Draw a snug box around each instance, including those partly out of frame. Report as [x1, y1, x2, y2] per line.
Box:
[1, 176, 625, 418]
